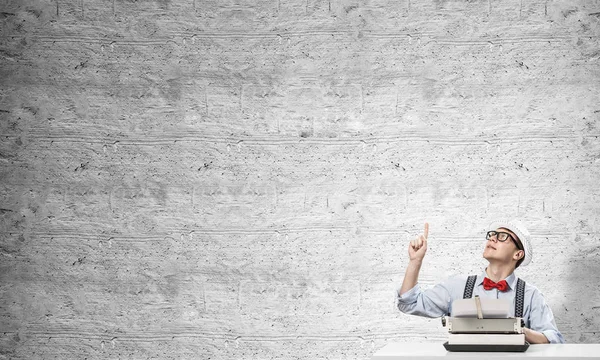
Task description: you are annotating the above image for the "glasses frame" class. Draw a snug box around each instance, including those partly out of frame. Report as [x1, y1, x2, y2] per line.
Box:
[486, 230, 518, 246]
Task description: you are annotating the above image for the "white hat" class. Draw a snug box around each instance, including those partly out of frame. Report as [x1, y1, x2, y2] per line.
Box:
[488, 219, 533, 267]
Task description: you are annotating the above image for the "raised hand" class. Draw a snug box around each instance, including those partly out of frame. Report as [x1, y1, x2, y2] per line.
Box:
[408, 222, 429, 262]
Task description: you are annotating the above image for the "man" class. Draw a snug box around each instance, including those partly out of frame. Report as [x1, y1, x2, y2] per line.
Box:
[396, 219, 565, 344]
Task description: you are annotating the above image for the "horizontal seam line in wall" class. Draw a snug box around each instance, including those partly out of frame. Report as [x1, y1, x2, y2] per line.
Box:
[25, 230, 575, 238]
[10, 134, 590, 145]
[20, 330, 442, 341]
[26, 34, 579, 43]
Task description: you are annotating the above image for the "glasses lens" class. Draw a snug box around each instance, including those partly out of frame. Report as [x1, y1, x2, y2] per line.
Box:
[487, 231, 496, 240]
[497, 232, 509, 241]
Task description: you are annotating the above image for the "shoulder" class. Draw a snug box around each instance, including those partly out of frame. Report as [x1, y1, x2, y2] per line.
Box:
[517, 278, 546, 301]
[517, 277, 540, 292]
[439, 273, 474, 297]
[444, 273, 472, 284]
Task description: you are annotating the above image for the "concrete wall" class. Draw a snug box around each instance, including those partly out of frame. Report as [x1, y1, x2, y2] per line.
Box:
[1, 0, 599, 358]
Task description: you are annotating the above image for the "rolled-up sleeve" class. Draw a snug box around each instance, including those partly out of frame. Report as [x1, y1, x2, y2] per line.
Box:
[396, 281, 453, 318]
[528, 288, 566, 344]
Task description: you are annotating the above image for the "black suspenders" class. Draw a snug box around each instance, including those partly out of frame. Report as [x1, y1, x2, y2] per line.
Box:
[463, 275, 526, 318]
[463, 275, 478, 299]
[514, 278, 526, 318]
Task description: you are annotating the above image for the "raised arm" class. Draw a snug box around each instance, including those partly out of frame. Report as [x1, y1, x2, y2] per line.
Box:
[396, 223, 453, 318]
[399, 222, 429, 296]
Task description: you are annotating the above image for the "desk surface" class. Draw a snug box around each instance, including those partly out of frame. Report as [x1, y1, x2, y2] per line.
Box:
[372, 343, 600, 360]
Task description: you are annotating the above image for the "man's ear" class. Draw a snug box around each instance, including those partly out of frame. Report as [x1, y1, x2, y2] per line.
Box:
[514, 250, 524, 260]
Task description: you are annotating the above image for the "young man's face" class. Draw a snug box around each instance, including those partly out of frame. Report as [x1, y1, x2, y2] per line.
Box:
[482, 227, 524, 266]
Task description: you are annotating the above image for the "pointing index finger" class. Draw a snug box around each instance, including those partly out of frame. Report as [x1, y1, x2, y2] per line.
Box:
[424, 222, 429, 239]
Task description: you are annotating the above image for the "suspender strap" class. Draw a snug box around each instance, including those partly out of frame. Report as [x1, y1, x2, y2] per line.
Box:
[515, 278, 526, 318]
[463, 275, 477, 299]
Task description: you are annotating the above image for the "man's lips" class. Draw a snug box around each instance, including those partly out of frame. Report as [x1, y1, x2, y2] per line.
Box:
[487, 245, 497, 250]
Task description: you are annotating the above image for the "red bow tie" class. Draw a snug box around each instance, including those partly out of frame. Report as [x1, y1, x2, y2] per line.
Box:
[483, 277, 509, 292]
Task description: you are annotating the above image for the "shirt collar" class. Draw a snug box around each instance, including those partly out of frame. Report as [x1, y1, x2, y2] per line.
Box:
[478, 269, 517, 290]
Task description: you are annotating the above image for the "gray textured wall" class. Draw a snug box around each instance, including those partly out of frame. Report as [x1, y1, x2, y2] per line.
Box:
[1, 0, 600, 358]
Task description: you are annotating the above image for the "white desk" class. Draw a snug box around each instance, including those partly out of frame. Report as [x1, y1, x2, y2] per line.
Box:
[372, 343, 600, 360]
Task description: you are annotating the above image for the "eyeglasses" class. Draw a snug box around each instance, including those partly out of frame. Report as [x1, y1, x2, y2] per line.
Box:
[486, 231, 516, 243]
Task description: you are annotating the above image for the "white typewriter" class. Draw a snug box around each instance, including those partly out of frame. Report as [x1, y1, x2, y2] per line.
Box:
[442, 296, 529, 352]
